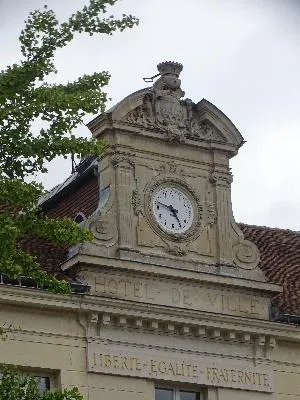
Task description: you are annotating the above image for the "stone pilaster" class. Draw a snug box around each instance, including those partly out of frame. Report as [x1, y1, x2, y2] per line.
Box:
[111, 154, 135, 251]
[210, 169, 234, 266]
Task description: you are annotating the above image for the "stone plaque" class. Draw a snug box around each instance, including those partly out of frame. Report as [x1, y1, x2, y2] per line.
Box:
[88, 342, 274, 393]
[91, 272, 269, 319]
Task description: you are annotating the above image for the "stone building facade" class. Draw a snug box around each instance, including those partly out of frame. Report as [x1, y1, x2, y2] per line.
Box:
[0, 61, 299, 400]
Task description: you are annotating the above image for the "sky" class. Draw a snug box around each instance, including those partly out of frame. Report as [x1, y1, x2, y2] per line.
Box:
[0, 0, 300, 230]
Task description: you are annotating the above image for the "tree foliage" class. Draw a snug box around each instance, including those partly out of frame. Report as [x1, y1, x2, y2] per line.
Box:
[0, 0, 138, 292]
[0, 367, 83, 400]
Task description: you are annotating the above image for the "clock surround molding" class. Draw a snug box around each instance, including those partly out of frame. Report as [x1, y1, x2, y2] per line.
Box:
[143, 175, 214, 243]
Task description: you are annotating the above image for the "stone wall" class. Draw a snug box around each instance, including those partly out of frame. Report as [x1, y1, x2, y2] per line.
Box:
[0, 286, 299, 399]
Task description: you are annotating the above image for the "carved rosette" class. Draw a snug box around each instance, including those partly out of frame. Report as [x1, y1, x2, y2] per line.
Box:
[233, 240, 260, 270]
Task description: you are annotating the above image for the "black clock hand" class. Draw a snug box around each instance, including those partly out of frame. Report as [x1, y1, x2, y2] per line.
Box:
[157, 201, 177, 214]
[156, 201, 176, 217]
[157, 201, 170, 209]
[156, 201, 182, 228]
[169, 205, 182, 228]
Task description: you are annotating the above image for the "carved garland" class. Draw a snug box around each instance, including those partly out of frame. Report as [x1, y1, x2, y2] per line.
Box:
[166, 244, 187, 256]
[132, 189, 144, 216]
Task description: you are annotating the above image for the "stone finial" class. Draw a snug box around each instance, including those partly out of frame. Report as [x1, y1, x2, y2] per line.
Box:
[157, 61, 183, 77]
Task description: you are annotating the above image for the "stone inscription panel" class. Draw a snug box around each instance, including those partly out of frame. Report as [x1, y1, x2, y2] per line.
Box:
[91, 272, 269, 319]
[88, 342, 274, 393]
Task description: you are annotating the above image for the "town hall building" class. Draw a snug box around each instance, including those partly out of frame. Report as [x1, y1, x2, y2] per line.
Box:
[0, 61, 299, 400]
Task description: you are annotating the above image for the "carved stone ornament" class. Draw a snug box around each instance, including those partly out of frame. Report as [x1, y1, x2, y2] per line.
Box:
[144, 176, 217, 243]
[166, 244, 187, 257]
[124, 61, 226, 144]
[132, 189, 144, 216]
[110, 153, 134, 169]
[207, 202, 217, 225]
[89, 213, 117, 245]
[210, 170, 233, 186]
[158, 161, 185, 176]
[233, 240, 260, 270]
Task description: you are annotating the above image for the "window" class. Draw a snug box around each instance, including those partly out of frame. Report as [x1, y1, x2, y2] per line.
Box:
[155, 388, 200, 400]
[37, 376, 50, 392]
[0, 371, 51, 393]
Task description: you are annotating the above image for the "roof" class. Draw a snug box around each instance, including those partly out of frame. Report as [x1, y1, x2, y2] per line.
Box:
[240, 223, 300, 315]
[18, 235, 68, 278]
[39, 155, 98, 208]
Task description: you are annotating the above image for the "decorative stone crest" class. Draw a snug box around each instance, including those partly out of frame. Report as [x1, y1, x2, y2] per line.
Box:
[125, 61, 226, 144]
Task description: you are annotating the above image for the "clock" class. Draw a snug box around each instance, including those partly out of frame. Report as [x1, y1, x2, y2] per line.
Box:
[152, 186, 194, 234]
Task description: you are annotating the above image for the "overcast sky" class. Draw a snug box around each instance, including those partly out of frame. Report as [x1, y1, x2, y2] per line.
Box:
[1, 0, 299, 230]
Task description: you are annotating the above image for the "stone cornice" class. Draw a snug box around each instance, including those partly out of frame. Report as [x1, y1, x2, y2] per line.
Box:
[0, 284, 82, 311]
[91, 123, 239, 155]
[0, 285, 298, 344]
[82, 296, 300, 342]
[61, 254, 282, 295]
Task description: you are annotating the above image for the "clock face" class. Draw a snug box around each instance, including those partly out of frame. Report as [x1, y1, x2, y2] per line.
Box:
[152, 186, 194, 234]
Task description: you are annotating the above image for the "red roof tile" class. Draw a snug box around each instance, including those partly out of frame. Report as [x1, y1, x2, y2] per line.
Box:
[18, 235, 67, 277]
[240, 223, 300, 315]
[46, 174, 99, 219]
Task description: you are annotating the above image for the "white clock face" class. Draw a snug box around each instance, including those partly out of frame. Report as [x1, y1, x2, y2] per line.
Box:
[152, 186, 194, 234]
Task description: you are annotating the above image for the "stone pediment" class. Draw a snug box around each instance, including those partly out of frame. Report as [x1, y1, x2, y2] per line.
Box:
[116, 94, 242, 149]
[89, 62, 244, 156]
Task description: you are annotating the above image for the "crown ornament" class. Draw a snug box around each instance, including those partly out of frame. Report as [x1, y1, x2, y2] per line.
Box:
[157, 61, 183, 77]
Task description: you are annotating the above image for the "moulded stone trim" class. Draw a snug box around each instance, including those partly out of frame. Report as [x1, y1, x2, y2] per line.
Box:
[0, 285, 296, 343]
[143, 175, 216, 243]
[95, 311, 278, 358]
[61, 254, 282, 296]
